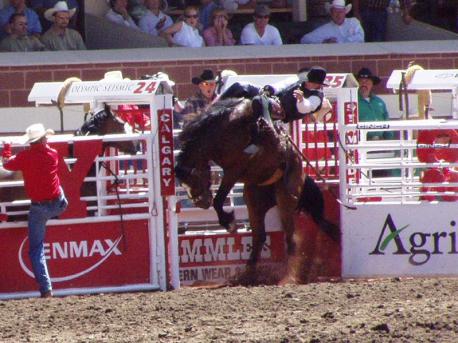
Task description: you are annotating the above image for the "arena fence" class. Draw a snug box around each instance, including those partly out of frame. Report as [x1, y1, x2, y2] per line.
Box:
[0, 76, 178, 299]
[3, 70, 458, 297]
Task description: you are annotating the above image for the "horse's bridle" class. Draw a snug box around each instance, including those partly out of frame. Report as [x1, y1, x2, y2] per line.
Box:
[176, 164, 212, 203]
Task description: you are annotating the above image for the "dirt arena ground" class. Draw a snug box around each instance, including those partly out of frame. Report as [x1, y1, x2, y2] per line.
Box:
[1, 277, 458, 342]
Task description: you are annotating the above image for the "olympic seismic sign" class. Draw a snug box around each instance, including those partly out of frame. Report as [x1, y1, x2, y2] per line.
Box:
[342, 203, 458, 278]
[179, 231, 286, 285]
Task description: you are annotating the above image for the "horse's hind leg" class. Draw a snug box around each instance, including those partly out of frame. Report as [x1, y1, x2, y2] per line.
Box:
[275, 182, 305, 284]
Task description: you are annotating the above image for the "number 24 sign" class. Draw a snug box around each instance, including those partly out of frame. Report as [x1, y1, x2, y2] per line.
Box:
[133, 81, 158, 94]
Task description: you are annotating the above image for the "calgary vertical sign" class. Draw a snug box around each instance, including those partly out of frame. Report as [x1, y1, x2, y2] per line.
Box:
[158, 108, 175, 195]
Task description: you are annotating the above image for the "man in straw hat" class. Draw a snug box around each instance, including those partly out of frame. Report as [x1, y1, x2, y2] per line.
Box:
[2, 123, 68, 298]
[300, 0, 364, 44]
[40, 1, 86, 51]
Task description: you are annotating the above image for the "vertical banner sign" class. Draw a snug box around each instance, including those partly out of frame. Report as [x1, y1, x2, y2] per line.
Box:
[158, 108, 175, 195]
[344, 101, 359, 183]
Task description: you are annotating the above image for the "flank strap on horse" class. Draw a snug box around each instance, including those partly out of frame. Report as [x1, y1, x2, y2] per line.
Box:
[258, 168, 283, 186]
[281, 127, 357, 210]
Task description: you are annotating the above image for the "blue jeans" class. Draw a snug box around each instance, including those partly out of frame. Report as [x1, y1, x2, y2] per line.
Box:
[28, 191, 68, 295]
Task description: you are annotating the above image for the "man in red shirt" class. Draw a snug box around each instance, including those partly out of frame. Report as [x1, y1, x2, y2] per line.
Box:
[2, 123, 68, 298]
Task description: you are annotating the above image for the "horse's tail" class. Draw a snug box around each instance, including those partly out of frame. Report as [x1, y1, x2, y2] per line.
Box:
[296, 176, 340, 242]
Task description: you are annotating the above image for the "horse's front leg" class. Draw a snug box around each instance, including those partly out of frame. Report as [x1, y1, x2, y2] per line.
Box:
[213, 173, 239, 232]
[231, 183, 272, 285]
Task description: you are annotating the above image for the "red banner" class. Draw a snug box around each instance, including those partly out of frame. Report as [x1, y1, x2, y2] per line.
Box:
[0, 220, 151, 293]
[178, 231, 286, 285]
[157, 108, 175, 195]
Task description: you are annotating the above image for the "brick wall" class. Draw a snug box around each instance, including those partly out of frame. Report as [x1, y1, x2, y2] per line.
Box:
[2, 52, 458, 108]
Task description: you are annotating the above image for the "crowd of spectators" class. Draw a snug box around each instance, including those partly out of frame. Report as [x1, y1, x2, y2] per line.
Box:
[0, 0, 456, 51]
[0, 0, 84, 51]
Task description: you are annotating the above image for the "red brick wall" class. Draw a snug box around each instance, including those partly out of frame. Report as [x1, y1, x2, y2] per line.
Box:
[3, 52, 458, 108]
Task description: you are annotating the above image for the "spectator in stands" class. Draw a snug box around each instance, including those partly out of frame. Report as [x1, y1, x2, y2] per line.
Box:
[40, 1, 86, 51]
[106, 0, 140, 30]
[30, 0, 79, 31]
[139, 0, 173, 36]
[0, 13, 46, 51]
[353, 0, 412, 42]
[2, 124, 68, 298]
[203, 8, 235, 46]
[240, 4, 283, 46]
[199, 0, 218, 30]
[300, 0, 364, 44]
[0, 0, 42, 40]
[160, 6, 204, 47]
[128, 0, 149, 23]
[174, 69, 217, 126]
[356, 67, 393, 140]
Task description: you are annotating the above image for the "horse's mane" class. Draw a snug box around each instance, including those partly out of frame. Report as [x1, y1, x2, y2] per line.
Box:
[75, 104, 113, 136]
[178, 98, 245, 146]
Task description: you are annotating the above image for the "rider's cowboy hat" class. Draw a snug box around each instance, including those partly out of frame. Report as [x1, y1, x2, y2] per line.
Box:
[44, 1, 77, 22]
[22, 123, 55, 144]
[325, 0, 352, 14]
[303, 66, 328, 85]
[355, 67, 381, 85]
[192, 69, 215, 85]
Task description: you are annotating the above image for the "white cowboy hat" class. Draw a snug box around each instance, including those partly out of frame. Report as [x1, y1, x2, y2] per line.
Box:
[325, 0, 352, 14]
[44, 1, 77, 22]
[101, 70, 124, 80]
[22, 123, 55, 144]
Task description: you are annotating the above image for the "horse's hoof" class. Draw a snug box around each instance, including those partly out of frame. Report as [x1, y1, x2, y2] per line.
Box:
[279, 275, 299, 286]
[220, 210, 235, 229]
[226, 222, 238, 233]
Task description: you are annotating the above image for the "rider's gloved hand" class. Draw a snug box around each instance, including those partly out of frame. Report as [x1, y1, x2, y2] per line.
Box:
[261, 85, 275, 97]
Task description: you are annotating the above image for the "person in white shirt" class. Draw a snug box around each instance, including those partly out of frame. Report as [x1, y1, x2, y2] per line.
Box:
[106, 0, 140, 30]
[240, 4, 282, 46]
[300, 0, 364, 44]
[160, 6, 204, 47]
[138, 0, 172, 36]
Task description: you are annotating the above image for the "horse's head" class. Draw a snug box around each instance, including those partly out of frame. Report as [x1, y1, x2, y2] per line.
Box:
[175, 160, 213, 209]
[76, 105, 138, 155]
